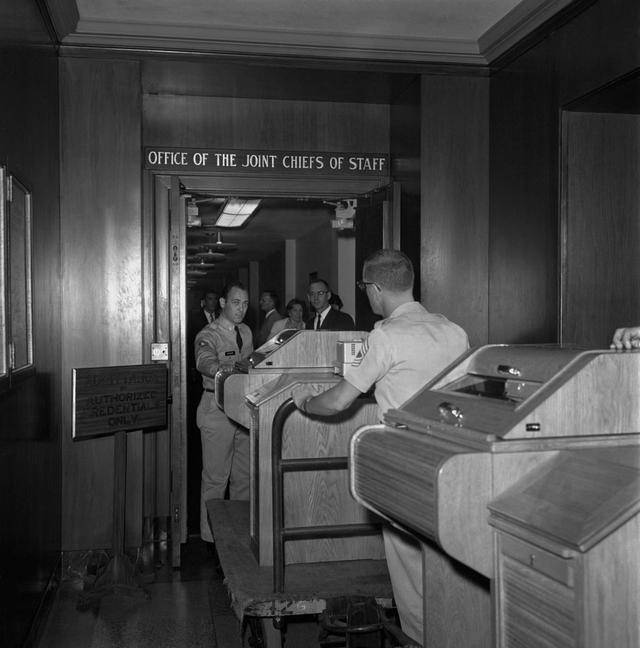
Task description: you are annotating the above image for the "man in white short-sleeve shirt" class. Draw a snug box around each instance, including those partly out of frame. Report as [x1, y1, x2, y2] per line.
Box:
[292, 249, 469, 644]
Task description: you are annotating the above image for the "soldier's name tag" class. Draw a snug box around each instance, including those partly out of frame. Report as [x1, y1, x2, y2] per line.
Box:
[224, 351, 236, 356]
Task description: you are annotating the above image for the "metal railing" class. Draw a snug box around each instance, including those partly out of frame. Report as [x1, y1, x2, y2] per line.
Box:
[271, 398, 381, 592]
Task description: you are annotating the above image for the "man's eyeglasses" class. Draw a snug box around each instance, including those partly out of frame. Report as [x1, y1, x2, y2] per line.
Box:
[357, 281, 377, 292]
[308, 290, 327, 298]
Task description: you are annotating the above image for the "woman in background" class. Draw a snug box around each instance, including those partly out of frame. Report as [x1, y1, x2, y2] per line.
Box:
[270, 298, 308, 336]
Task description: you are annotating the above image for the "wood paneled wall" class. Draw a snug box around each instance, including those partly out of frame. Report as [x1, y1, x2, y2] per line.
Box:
[143, 94, 389, 152]
[562, 112, 640, 347]
[420, 74, 490, 347]
[390, 77, 421, 296]
[489, 0, 640, 345]
[60, 57, 144, 549]
[0, 44, 61, 646]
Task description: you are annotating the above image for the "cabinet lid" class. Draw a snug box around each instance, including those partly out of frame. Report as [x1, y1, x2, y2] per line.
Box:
[488, 445, 640, 552]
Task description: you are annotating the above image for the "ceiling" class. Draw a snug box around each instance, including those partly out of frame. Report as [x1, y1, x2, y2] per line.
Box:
[40, 0, 576, 66]
[183, 194, 336, 290]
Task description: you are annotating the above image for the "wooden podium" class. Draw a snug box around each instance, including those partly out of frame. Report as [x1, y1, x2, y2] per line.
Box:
[217, 330, 384, 568]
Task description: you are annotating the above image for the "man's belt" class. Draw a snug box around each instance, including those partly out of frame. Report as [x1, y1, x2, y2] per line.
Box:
[203, 388, 215, 393]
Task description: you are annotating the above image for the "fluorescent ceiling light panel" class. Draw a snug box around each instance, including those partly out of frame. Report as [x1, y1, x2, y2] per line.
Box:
[215, 198, 261, 227]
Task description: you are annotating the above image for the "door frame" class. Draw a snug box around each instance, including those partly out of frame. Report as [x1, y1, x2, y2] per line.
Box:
[146, 170, 394, 567]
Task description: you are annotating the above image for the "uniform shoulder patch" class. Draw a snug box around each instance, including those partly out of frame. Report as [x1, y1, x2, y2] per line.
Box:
[351, 336, 369, 366]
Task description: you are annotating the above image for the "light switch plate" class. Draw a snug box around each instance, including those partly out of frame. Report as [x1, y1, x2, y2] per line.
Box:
[151, 342, 169, 361]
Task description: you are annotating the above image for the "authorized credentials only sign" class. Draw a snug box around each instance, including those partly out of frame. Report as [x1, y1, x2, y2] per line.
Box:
[145, 148, 389, 175]
[72, 364, 168, 439]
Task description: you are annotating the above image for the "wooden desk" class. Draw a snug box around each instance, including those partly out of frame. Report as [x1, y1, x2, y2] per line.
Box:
[246, 373, 384, 566]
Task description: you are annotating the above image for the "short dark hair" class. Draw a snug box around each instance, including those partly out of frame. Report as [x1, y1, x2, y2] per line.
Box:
[221, 281, 247, 299]
[329, 293, 343, 309]
[203, 289, 218, 299]
[285, 298, 308, 319]
[308, 278, 330, 292]
[262, 290, 280, 311]
[363, 249, 414, 292]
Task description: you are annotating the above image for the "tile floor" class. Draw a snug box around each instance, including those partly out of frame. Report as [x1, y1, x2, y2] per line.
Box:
[37, 536, 244, 648]
[36, 536, 400, 648]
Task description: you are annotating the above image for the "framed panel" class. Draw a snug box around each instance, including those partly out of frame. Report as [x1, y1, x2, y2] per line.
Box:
[7, 174, 34, 377]
[0, 166, 6, 389]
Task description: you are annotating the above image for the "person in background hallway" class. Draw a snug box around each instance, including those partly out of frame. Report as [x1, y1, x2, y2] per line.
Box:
[305, 279, 354, 330]
[329, 293, 344, 311]
[292, 249, 469, 644]
[270, 298, 307, 336]
[254, 290, 284, 348]
[195, 281, 253, 544]
[193, 289, 219, 331]
[610, 326, 640, 350]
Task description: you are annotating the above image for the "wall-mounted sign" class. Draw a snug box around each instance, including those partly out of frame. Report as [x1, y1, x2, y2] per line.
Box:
[72, 364, 168, 439]
[144, 147, 389, 176]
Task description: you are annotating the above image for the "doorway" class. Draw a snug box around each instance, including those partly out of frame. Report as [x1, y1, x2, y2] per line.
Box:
[150, 172, 394, 565]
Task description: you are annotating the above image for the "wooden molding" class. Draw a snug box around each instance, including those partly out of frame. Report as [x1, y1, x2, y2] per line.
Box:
[42, 0, 79, 40]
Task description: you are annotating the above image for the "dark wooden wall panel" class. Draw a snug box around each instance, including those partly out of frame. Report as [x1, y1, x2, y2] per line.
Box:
[0, 44, 61, 646]
[355, 189, 385, 331]
[60, 57, 144, 550]
[390, 76, 421, 297]
[489, 0, 640, 345]
[421, 75, 490, 347]
[554, 0, 640, 105]
[489, 43, 558, 344]
[143, 94, 389, 152]
[562, 112, 640, 347]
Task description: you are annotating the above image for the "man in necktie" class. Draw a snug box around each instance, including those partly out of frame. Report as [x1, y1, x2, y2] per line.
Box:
[194, 281, 253, 545]
[197, 290, 218, 327]
[305, 278, 355, 331]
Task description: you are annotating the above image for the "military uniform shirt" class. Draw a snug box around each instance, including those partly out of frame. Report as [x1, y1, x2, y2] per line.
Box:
[344, 301, 469, 418]
[195, 317, 253, 391]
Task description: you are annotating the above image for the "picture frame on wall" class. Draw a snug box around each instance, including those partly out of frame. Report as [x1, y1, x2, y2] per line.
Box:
[0, 165, 6, 389]
[0, 169, 34, 392]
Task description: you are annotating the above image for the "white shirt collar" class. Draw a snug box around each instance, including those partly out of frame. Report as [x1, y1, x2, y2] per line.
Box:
[316, 305, 331, 322]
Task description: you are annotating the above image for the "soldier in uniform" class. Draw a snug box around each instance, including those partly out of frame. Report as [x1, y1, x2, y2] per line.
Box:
[195, 281, 253, 543]
[292, 249, 469, 644]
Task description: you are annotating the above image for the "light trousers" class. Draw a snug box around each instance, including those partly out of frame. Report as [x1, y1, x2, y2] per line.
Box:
[196, 392, 250, 542]
[383, 525, 424, 645]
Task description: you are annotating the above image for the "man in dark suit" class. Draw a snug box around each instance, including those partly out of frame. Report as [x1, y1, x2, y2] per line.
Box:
[191, 289, 219, 333]
[254, 290, 284, 347]
[305, 279, 355, 330]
